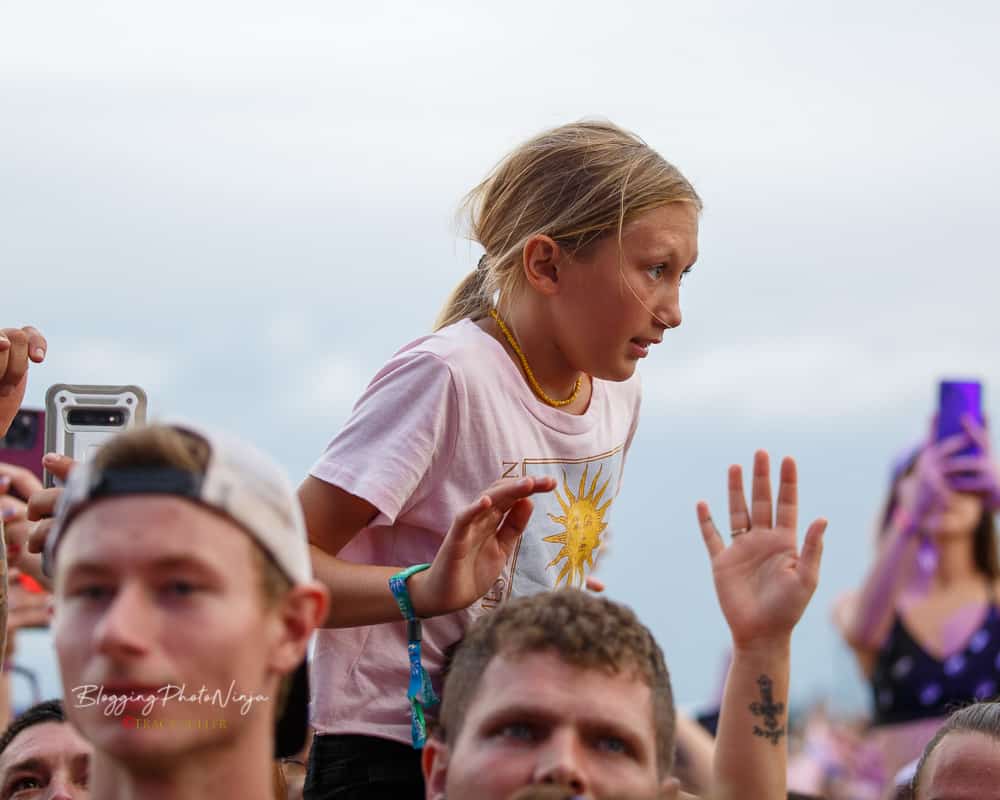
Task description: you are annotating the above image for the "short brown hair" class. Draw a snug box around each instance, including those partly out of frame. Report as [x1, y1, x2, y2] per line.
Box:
[437, 590, 676, 776]
[910, 701, 1000, 797]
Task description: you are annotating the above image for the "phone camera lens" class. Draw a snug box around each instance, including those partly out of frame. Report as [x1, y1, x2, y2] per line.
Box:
[0, 410, 39, 450]
[67, 408, 127, 427]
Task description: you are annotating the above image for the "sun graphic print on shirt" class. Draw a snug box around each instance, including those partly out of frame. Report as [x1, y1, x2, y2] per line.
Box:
[544, 464, 612, 587]
[486, 446, 626, 605]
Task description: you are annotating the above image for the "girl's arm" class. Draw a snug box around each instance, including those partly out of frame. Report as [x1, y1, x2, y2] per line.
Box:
[697, 451, 827, 800]
[299, 476, 400, 627]
[838, 431, 974, 661]
[836, 510, 921, 661]
[300, 474, 555, 628]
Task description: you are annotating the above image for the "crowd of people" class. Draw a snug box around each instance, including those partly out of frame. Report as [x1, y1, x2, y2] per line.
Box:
[0, 120, 998, 799]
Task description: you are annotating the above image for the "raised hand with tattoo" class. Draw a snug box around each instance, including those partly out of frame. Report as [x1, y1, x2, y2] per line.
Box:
[696, 450, 828, 800]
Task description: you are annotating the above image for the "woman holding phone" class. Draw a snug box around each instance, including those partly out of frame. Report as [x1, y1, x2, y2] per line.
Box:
[836, 386, 1000, 785]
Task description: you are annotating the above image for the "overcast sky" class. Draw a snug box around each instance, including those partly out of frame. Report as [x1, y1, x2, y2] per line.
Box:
[3, 0, 999, 712]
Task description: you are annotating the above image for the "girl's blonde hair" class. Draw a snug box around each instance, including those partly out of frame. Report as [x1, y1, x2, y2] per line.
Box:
[434, 120, 701, 331]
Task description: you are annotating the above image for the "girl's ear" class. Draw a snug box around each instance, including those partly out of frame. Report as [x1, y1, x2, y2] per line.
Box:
[521, 234, 564, 295]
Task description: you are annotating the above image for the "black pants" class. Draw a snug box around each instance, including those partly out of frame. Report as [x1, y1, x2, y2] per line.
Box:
[304, 733, 425, 800]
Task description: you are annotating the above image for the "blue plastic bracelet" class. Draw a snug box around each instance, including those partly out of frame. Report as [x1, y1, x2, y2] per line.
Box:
[389, 563, 439, 748]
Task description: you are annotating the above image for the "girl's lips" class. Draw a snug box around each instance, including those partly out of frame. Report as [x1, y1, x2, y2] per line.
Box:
[628, 340, 650, 358]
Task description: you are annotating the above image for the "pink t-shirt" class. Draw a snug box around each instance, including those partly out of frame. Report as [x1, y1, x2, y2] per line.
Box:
[309, 318, 642, 743]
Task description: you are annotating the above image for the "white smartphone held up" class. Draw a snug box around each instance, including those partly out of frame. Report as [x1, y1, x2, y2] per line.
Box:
[44, 384, 148, 487]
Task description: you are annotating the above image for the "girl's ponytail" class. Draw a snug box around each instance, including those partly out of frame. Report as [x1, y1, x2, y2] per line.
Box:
[433, 258, 491, 331]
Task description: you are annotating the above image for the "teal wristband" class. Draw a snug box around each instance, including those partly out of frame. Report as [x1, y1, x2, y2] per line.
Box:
[389, 564, 439, 749]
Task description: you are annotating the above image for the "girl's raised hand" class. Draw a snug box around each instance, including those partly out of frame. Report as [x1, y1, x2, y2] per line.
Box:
[946, 416, 1000, 511]
[697, 451, 827, 650]
[897, 429, 976, 521]
[409, 475, 556, 618]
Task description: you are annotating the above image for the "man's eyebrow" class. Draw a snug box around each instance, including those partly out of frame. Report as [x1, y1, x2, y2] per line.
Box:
[63, 555, 221, 578]
[477, 704, 560, 727]
[62, 561, 113, 578]
[142, 556, 220, 573]
[478, 704, 649, 743]
[2, 754, 48, 775]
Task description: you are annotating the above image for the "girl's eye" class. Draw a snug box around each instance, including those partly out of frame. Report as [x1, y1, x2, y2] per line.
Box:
[646, 264, 665, 280]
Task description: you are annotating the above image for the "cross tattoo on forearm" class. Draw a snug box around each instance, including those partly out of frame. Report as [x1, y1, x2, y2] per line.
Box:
[749, 674, 785, 745]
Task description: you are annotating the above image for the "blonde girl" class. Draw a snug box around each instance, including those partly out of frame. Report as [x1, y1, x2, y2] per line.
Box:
[299, 120, 701, 800]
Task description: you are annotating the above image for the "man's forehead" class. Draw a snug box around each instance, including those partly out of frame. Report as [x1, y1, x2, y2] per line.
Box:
[0, 722, 89, 770]
[471, 650, 653, 720]
[61, 495, 248, 560]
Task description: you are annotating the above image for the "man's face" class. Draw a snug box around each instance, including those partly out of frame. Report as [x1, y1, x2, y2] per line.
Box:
[52, 496, 284, 766]
[424, 651, 675, 800]
[0, 721, 91, 800]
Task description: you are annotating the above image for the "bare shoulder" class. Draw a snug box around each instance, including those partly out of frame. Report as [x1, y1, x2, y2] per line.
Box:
[831, 589, 859, 635]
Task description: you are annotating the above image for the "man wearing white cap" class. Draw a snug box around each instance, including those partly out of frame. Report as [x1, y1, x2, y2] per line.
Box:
[44, 423, 329, 800]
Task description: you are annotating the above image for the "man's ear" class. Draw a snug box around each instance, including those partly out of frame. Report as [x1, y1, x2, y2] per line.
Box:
[521, 234, 564, 296]
[268, 584, 330, 674]
[422, 735, 449, 800]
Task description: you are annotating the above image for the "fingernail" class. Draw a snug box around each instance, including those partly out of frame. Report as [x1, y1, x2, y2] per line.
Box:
[1, 507, 16, 520]
[519, 477, 533, 488]
[42, 453, 59, 465]
[0, 475, 9, 486]
[32, 348, 44, 360]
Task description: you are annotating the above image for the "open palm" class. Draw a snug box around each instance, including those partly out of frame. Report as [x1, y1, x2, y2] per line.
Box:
[412, 476, 556, 618]
[697, 451, 827, 649]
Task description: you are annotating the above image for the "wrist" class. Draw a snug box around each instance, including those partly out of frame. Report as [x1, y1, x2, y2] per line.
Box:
[403, 568, 437, 619]
[891, 506, 920, 537]
[730, 636, 792, 661]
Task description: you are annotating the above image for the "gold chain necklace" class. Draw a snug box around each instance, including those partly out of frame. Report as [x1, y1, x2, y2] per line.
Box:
[489, 309, 583, 408]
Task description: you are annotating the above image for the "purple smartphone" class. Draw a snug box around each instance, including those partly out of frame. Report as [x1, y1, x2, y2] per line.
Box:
[936, 380, 984, 458]
[0, 408, 45, 498]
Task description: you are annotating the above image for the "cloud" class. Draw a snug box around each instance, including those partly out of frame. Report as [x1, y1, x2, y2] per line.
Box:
[641, 332, 999, 424]
[22, 338, 176, 413]
[285, 353, 369, 421]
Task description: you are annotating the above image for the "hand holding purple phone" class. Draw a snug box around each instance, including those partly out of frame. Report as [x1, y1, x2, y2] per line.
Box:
[895, 434, 971, 521]
[946, 416, 1000, 511]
